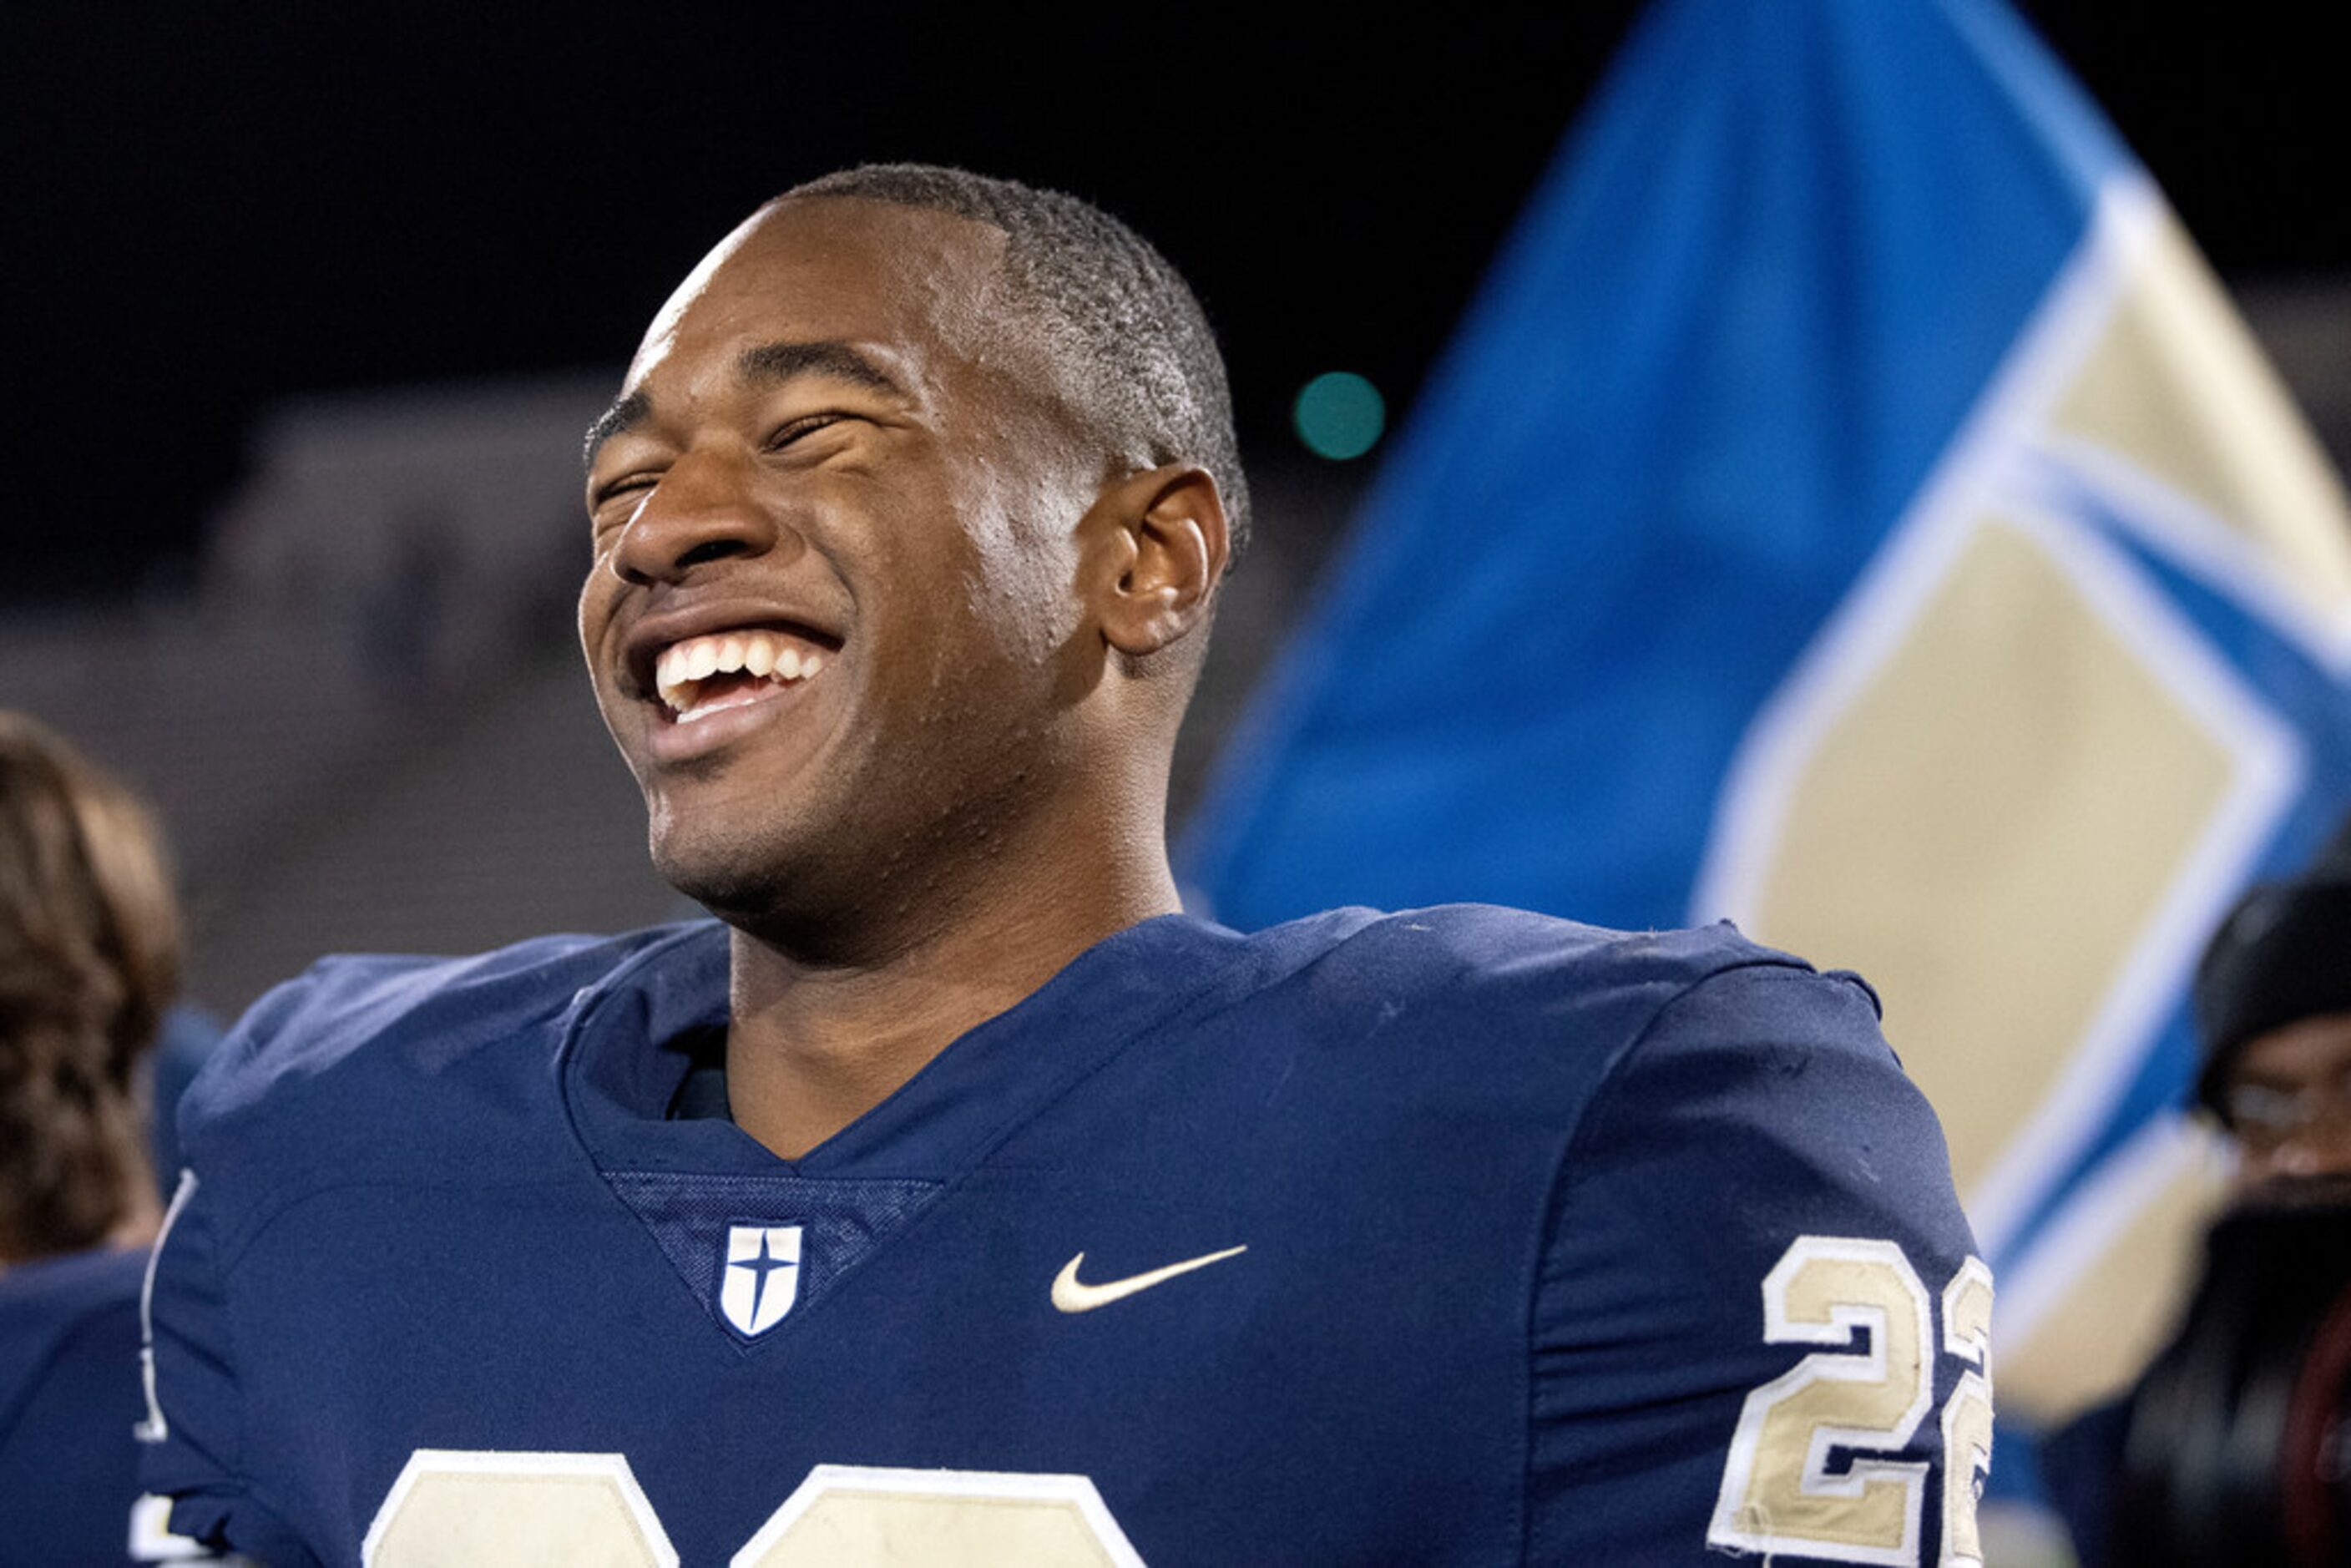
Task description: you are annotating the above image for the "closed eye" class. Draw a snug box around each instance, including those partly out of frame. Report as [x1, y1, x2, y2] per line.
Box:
[592, 472, 661, 509]
[764, 412, 851, 452]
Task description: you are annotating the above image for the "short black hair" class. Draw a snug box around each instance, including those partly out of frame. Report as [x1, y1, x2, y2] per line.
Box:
[783, 164, 1250, 564]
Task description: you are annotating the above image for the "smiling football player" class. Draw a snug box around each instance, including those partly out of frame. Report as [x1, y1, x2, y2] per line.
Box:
[138, 166, 1987, 1566]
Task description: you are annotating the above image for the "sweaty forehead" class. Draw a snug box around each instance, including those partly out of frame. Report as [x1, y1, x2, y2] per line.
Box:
[627, 198, 1013, 393]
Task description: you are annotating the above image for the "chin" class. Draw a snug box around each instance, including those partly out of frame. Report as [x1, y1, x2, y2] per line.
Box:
[647, 819, 788, 921]
[657, 863, 785, 927]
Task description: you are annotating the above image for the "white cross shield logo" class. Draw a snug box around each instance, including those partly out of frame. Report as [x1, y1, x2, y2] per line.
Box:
[720, 1223, 802, 1337]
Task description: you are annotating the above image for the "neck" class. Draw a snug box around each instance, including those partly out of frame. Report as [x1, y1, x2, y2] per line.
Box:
[721, 837, 1181, 1160]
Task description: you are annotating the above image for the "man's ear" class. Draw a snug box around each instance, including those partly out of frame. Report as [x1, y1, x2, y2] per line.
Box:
[1084, 464, 1231, 658]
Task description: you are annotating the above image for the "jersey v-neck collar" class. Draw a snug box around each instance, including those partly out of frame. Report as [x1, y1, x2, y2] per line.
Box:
[559, 912, 1252, 1183]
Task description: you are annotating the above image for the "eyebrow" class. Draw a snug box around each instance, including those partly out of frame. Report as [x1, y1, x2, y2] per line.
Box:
[737, 340, 907, 399]
[582, 340, 909, 469]
[582, 390, 650, 469]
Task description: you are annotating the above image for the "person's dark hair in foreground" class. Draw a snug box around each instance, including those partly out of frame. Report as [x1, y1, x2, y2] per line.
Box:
[135, 166, 1983, 1565]
[0, 711, 196, 1565]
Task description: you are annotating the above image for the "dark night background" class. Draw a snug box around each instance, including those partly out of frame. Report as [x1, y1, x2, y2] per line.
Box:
[6, 4, 2345, 604]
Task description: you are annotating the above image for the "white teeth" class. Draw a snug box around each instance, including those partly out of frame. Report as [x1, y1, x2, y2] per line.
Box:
[650, 628, 828, 716]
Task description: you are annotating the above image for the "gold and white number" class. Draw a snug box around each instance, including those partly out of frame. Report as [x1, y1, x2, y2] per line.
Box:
[1707, 1237, 1994, 1567]
[734, 1466, 1145, 1568]
[363, 1452, 675, 1568]
[362, 1454, 1144, 1568]
[1939, 1258, 1997, 1568]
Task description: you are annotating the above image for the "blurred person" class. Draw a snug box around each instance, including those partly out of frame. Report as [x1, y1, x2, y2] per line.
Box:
[2046, 810, 2351, 1565]
[0, 711, 205, 1563]
[2106, 1181, 2351, 1567]
[139, 167, 1984, 1565]
[2194, 813, 2351, 1191]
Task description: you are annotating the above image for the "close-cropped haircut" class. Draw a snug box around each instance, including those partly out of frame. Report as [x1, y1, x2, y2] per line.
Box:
[0, 712, 181, 1261]
[784, 164, 1251, 565]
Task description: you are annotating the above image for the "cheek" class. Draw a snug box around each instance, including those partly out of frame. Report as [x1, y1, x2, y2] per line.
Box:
[577, 589, 614, 685]
[973, 524, 1088, 672]
[946, 451, 1088, 650]
[576, 571, 636, 723]
[577, 548, 616, 642]
[966, 564, 1070, 672]
[880, 529, 1054, 676]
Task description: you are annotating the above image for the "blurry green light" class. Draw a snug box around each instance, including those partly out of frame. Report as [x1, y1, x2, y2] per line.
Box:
[1293, 371, 1385, 461]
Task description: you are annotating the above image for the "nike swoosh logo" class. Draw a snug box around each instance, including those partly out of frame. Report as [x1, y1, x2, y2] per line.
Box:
[1050, 1245, 1248, 1313]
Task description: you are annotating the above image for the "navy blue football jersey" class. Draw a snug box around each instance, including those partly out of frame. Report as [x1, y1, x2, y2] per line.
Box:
[139, 908, 1988, 1565]
[2, 1247, 216, 1565]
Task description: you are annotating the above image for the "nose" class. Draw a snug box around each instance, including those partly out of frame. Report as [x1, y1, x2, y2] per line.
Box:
[609, 447, 795, 586]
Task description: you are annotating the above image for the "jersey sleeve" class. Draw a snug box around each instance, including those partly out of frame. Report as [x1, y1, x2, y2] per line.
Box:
[1527, 959, 1987, 1565]
[136, 1172, 322, 1565]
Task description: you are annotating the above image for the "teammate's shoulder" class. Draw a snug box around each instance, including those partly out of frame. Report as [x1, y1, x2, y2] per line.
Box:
[0, 1245, 146, 1338]
[0, 1247, 146, 1414]
[179, 922, 720, 1157]
[0, 1248, 149, 1555]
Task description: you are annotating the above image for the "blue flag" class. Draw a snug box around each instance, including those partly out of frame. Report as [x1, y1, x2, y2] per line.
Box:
[1186, 0, 2351, 1429]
